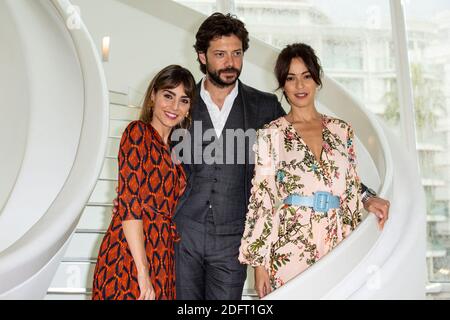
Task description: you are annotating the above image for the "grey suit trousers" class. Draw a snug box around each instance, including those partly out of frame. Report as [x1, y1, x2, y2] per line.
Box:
[175, 210, 247, 300]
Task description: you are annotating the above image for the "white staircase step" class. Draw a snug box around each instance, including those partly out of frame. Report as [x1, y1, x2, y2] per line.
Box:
[105, 138, 120, 159]
[77, 206, 113, 231]
[109, 119, 131, 138]
[85, 202, 113, 207]
[45, 289, 255, 300]
[109, 90, 128, 106]
[99, 157, 118, 181]
[76, 229, 107, 234]
[47, 289, 256, 300]
[45, 293, 92, 300]
[110, 103, 141, 121]
[64, 233, 103, 260]
[127, 87, 145, 108]
[49, 261, 95, 289]
[62, 257, 97, 263]
[88, 180, 117, 204]
[242, 289, 258, 300]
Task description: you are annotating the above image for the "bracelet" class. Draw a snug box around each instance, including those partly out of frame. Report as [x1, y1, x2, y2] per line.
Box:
[362, 191, 375, 203]
[361, 191, 369, 203]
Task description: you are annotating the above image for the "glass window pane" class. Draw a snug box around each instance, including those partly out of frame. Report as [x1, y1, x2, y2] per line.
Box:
[404, 0, 450, 298]
[232, 0, 398, 123]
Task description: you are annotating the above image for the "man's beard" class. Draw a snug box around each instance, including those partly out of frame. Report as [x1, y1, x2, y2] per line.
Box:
[206, 63, 241, 88]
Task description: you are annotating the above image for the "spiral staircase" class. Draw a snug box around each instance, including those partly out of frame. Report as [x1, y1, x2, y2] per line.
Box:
[0, 0, 426, 300]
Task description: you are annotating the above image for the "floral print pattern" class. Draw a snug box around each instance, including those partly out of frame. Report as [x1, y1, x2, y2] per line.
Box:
[238, 115, 362, 290]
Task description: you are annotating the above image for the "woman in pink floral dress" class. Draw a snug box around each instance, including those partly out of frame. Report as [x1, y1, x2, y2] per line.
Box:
[239, 43, 364, 298]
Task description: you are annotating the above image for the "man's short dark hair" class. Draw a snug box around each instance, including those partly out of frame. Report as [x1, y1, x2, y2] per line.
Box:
[274, 43, 323, 90]
[194, 12, 250, 74]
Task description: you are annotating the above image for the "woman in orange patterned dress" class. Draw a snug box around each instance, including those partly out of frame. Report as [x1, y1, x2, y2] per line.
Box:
[92, 65, 196, 300]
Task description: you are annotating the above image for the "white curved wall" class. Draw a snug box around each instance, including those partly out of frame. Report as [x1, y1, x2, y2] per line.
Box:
[0, 0, 109, 299]
[0, 0, 84, 251]
[0, 3, 29, 215]
[71, 0, 203, 95]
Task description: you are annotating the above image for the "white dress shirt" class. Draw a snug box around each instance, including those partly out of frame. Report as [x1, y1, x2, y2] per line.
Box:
[200, 78, 239, 138]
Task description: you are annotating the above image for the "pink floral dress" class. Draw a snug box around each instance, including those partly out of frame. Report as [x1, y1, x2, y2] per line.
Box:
[238, 115, 363, 290]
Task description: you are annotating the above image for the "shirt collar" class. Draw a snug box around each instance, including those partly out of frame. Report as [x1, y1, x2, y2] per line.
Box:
[200, 77, 239, 107]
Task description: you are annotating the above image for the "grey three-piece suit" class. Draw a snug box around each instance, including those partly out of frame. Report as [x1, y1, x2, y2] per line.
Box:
[174, 80, 286, 300]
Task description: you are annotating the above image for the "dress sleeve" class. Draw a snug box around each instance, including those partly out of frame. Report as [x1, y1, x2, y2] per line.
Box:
[239, 128, 280, 270]
[117, 121, 145, 221]
[341, 124, 363, 234]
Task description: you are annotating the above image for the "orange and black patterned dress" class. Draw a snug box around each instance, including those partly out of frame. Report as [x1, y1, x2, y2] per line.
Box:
[92, 120, 186, 300]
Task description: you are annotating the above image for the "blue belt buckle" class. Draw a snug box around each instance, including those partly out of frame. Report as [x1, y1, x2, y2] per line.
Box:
[313, 191, 332, 213]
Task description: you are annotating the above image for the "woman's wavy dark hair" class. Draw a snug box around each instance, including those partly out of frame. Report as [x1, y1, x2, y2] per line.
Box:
[274, 43, 323, 94]
[194, 12, 249, 74]
[140, 65, 196, 130]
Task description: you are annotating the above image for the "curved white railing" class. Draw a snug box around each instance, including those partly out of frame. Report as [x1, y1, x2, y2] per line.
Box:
[0, 0, 108, 299]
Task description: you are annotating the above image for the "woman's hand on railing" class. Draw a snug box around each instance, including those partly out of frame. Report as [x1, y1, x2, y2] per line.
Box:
[254, 266, 272, 299]
[364, 196, 390, 230]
